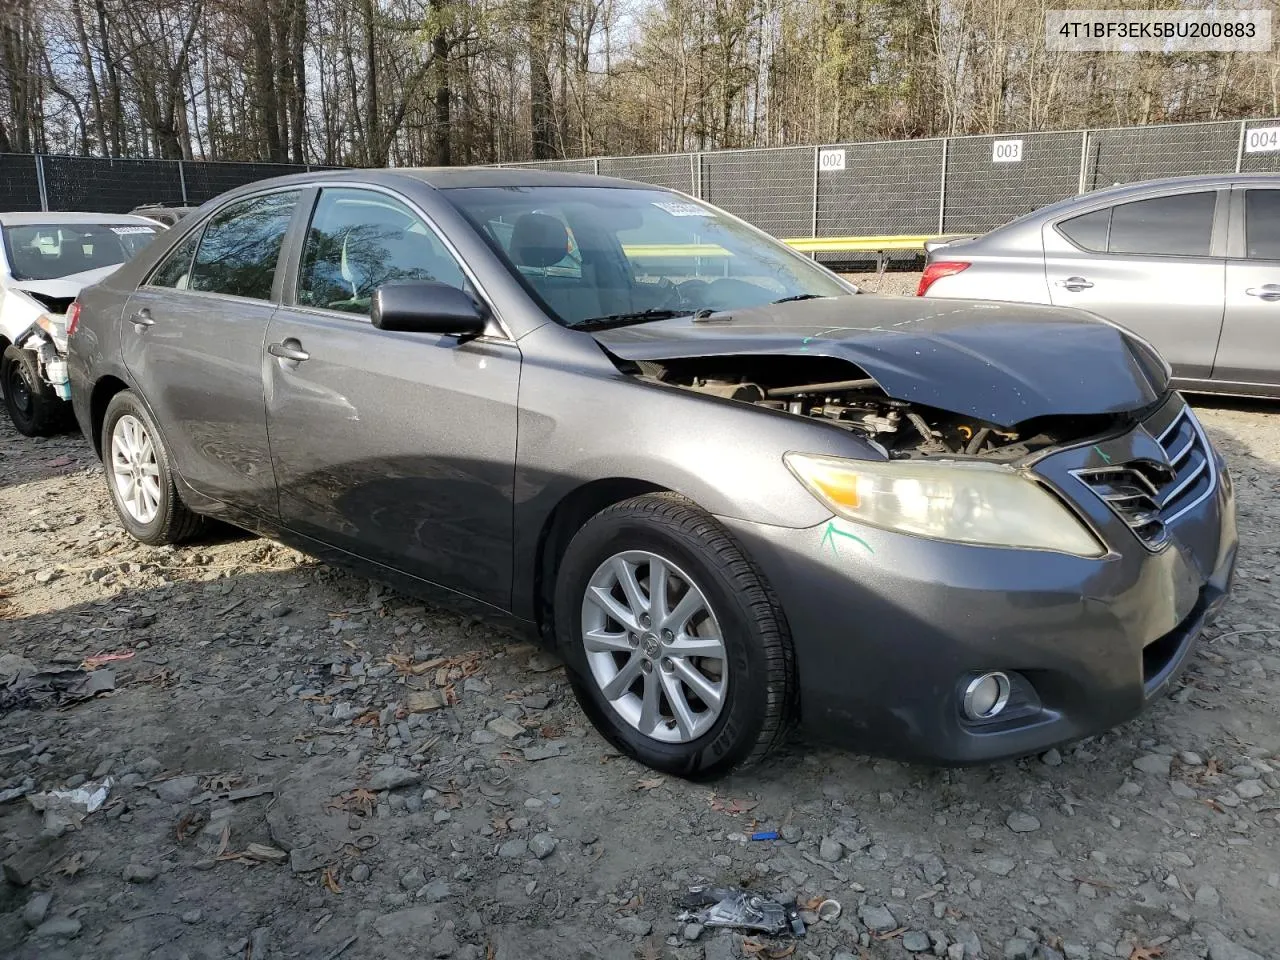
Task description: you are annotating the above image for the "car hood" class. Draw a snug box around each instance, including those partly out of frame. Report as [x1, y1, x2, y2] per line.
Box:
[11, 264, 120, 302]
[592, 296, 1170, 428]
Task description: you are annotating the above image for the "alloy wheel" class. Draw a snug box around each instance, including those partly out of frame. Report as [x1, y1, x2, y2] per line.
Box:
[111, 414, 162, 524]
[580, 550, 727, 743]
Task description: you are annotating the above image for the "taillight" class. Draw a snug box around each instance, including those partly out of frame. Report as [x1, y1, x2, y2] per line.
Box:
[65, 301, 82, 336]
[916, 261, 970, 297]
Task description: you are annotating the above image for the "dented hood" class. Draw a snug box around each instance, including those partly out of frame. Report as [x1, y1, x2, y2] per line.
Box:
[593, 296, 1170, 428]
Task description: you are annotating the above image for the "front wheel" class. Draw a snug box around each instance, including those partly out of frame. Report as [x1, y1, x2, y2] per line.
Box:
[2, 345, 65, 437]
[555, 493, 796, 778]
[101, 390, 205, 545]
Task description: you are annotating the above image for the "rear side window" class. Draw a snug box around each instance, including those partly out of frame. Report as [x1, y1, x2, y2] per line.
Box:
[1058, 208, 1109, 252]
[148, 230, 200, 289]
[188, 191, 300, 300]
[1107, 192, 1215, 257]
[1244, 190, 1280, 260]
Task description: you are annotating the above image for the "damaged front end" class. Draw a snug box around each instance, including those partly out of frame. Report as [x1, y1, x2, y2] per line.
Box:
[614, 352, 1144, 463]
[10, 292, 75, 401]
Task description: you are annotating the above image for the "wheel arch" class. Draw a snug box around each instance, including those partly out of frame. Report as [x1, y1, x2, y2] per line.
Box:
[531, 477, 671, 646]
[89, 375, 132, 457]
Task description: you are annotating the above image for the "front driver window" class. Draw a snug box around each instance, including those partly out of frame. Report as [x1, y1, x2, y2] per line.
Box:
[297, 188, 467, 314]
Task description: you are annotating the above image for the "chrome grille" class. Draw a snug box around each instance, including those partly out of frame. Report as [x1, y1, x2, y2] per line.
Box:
[1074, 407, 1215, 549]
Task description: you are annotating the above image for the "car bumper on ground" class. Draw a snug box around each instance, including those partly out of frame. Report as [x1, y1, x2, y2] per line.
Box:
[719, 399, 1238, 765]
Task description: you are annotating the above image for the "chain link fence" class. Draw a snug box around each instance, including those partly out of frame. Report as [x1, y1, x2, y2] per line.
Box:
[2, 117, 1279, 243]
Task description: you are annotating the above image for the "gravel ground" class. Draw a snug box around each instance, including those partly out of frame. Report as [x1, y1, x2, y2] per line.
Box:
[2, 396, 1280, 960]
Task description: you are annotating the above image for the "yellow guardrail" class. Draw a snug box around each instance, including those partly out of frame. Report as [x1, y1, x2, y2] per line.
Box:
[623, 235, 952, 257]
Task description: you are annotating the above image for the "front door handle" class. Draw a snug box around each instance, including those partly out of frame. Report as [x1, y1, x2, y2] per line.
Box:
[1245, 284, 1280, 302]
[1055, 276, 1094, 292]
[130, 308, 155, 329]
[267, 339, 310, 363]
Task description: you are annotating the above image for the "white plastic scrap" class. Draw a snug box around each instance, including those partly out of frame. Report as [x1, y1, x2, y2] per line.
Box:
[27, 777, 113, 829]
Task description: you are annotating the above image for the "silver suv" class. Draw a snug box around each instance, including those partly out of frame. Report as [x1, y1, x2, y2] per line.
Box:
[920, 174, 1280, 398]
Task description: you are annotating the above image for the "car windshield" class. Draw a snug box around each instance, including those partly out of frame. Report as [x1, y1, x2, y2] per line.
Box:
[2, 222, 158, 281]
[443, 186, 850, 327]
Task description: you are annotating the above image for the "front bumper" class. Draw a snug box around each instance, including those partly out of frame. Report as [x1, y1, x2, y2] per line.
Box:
[720, 398, 1238, 764]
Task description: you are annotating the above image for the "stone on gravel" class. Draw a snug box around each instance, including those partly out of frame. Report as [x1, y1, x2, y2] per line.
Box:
[1040, 747, 1063, 766]
[859, 903, 897, 932]
[1234, 779, 1265, 799]
[1004, 938, 1031, 959]
[33, 917, 80, 938]
[1194, 884, 1221, 908]
[1200, 926, 1266, 960]
[1133, 753, 1172, 776]
[529, 833, 557, 859]
[522, 744, 562, 761]
[153, 775, 200, 803]
[123, 862, 158, 883]
[23, 891, 51, 928]
[350, 863, 371, 882]
[819, 836, 844, 862]
[416, 878, 453, 903]
[498, 839, 528, 858]
[614, 915, 652, 937]
[903, 931, 931, 952]
[401, 867, 425, 890]
[683, 923, 704, 941]
[486, 716, 526, 738]
[373, 905, 441, 939]
[369, 766, 422, 791]
[983, 855, 1016, 876]
[289, 845, 331, 874]
[182, 910, 202, 923]
[1006, 811, 1040, 833]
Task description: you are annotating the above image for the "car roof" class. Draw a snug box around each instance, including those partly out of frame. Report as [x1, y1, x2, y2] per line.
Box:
[0, 211, 163, 227]
[207, 166, 657, 199]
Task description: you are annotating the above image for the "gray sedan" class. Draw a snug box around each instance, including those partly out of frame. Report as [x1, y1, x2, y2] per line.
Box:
[67, 169, 1236, 775]
[920, 174, 1280, 397]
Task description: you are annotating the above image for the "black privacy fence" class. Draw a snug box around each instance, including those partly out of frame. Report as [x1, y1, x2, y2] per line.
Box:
[3, 117, 1280, 243]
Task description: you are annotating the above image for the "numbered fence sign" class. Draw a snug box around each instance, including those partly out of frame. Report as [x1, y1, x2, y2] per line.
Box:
[1245, 126, 1280, 154]
[992, 139, 1023, 163]
[818, 148, 846, 172]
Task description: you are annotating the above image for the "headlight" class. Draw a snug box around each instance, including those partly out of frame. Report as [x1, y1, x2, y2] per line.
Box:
[785, 452, 1104, 556]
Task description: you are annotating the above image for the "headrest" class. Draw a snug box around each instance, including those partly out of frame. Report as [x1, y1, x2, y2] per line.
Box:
[509, 213, 569, 269]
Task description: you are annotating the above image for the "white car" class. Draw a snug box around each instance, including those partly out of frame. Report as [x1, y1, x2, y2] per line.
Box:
[1, 212, 161, 435]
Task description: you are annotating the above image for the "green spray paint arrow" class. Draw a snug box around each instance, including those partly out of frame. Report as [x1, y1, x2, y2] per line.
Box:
[820, 520, 874, 556]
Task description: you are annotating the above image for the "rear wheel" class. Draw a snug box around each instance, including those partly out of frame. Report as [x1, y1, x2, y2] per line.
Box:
[2, 346, 64, 437]
[101, 390, 205, 545]
[555, 493, 795, 778]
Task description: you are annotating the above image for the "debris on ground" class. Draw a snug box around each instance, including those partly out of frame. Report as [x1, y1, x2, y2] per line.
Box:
[677, 886, 805, 936]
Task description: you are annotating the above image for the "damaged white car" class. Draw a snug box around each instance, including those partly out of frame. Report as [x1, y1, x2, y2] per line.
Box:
[1, 212, 160, 435]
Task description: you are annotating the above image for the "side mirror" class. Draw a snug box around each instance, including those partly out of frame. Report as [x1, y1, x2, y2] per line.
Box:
[371, 280, 487, 336]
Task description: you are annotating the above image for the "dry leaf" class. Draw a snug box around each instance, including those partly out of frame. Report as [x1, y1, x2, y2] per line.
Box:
[874, 926, 906, 941]
[205, 773, 240, 792]
[635, 777, 665, 791]
[741, 941, 795, 959]
[710, 796, 759, 815]
[216, 823, 231, 857]
[244, 843, 287, 865]
[327, 788, 378, 818]
[353, 711, 380, 726]
[491, 816, 511, 835]
[60, 852, 86, 877]
[1129, 947, 1164, 960]
[323, 866, 342, 893]
[637, 937, 663, 960]
[407, 689, 446, 712]
[439, 792, 463, 810]
[539, 724, 562, 739]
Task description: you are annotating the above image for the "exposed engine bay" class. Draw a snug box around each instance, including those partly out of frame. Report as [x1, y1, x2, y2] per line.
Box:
[622, 354, 1129, 461]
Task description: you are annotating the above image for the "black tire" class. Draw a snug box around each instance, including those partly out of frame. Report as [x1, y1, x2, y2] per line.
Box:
[2, 345, 66, 437]
[101, 390, 206, 545]
[554, 492, 796, 778]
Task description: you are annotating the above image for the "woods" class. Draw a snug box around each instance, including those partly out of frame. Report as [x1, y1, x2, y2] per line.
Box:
[2, 0, 1279, 167]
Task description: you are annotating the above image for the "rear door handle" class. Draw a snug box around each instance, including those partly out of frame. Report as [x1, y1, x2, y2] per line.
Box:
[130, 308, 154, 329]
[1055, 276, 1094, 292]
[1245, 284, 1280, 302]
[267, 339, 310, 363]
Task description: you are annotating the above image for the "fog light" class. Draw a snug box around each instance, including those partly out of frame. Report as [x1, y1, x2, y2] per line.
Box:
[962, 672, 1011, 720]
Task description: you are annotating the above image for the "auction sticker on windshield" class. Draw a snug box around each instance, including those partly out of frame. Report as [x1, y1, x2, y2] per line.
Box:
[652, 201, 704, 217]
[111, 226, 158, 235]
